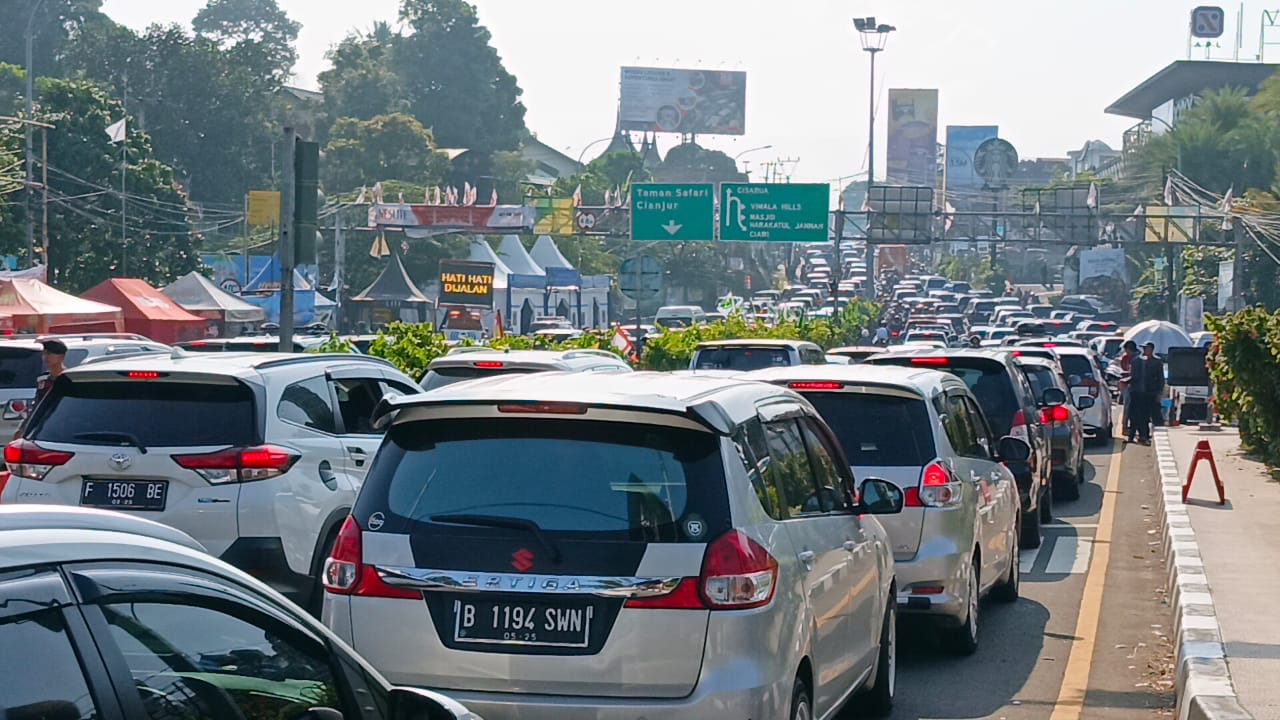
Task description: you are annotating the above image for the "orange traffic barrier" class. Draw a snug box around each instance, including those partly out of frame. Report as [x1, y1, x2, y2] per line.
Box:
[1182, 439, 1226, 505]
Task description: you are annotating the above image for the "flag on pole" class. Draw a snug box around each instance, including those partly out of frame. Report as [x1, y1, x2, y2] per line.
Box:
[1086, 182, 1098, 210]
[488, 189, 498, 206]
[612, 186, 622, 207]
[1221, 186, 1235, 231]
[494, 311, 506, 339]
[1033, 199, 1041, 215]
[463, 182, 473, 206]
[432, 186, 442, 205]
[397, 192, 405, 204]
[611, 326, 637, 362]
[1164, 175, 1174, 206]
[1126, 204, 1145, 223]
[371, 182, 384, 204]
[355, 186, 367, 204]
[105, 118, 127, 144]
[369, 232, 390, 258]
[603, 188, 612, 206]
[572, 184, 583, 207]
[943, 201, 956, 233]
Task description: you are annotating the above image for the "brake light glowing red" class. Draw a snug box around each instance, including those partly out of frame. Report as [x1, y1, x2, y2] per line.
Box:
[171, 445, 300, 484]
[496, 403, 589, 415]
[323, 516, 421, 599]
[473, 361, 505, 369]
[1043, 343, 1058, 348]
[4, 439, 74, 480]
[1010, 410, 1030, 443]
[788, 381, 844, 390]
[910, 357, 949, 365]
[125, 371, 161, 379]
[628, 530, 778, 611]
[922, 463, 950, 486]
[1040, 405, 1071, 423]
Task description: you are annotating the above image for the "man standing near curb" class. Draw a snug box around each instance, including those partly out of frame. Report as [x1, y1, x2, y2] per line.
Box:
[1128, 341, 1164, 445]
[1118, 340, 1138, 440]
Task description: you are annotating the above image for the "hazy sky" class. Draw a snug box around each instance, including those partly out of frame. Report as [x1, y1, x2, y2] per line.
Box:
[101, 0, 1274, 187]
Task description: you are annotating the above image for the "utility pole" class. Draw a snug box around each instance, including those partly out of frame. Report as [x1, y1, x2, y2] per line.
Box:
[120, 72, 128, 276]
[279, 127, 296, 351]
[24, 0, 48, 268]
[1231, 226, 1246, 311]
[334, 207, 345, 332]
[855, 17, 894, 301]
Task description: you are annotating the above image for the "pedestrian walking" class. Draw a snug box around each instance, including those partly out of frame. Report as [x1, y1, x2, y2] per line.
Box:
[1118, 340, 1137, 440]
[1127, 341, 1165, 445]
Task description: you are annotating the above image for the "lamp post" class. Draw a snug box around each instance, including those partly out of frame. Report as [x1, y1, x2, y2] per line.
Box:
[855, 16, 894, 300]
[733, 144, 772, 177]
[575, 136, 616, 168]
[25, 0, 48, 268]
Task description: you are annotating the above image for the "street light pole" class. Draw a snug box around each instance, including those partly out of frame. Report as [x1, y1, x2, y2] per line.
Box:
[1151, 116, 1183, 321]
[25, 0, 48, 268]
[855, 17, 894, 301]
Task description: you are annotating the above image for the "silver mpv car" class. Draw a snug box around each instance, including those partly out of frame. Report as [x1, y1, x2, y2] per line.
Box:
[749, 364, 1028, 655]
[323, 372, 905, 720]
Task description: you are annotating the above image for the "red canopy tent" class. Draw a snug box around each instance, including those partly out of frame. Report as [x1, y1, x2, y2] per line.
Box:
[82, 278, 207, 343]
[0, 278, 123, 334]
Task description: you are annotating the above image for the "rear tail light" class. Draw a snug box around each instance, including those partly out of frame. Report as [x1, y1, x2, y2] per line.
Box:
[910, 357, 949, 366]
[625, 529, 778, 611]
[1081, 378, 1100, 397]
[2, 399, 27, 421]
[473, 361, 505, 369]
[918, 461, 962, 507]
[171, 445, 300, 484]
[4, 439, 74, 480]
[788, 381, 844, 390]
[496, 403, 589, 415]
[1010, 409, 1030, 443]
[1040, 405, 1071, 424]
[322, 516, 421, 599]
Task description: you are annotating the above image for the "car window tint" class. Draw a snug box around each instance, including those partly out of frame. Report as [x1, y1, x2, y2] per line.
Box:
[1059, 354, 1095, 381]
[734, 420, 778, 520]
[0, 348, 43, 389]
[63, 349, 91, 368]
[378, 418, 729, 541]
[761, 420, 820, 518]
[279, 376, 338, 434]
[693, 347, 791, 370]
[800, 391, 935, 466]
[798, 418, 853, 512]
[30, 380, 256, 447]
[100, 600, 346, 720]
[1021, 366, 1057, 400]
[799, 347, 826, 365]
[0, 609, 100, 720]
[420, 366, 538, 390]
[332, 378, 384, 435]
[964, 397, 997, 448]
[944, 395, 981, 456]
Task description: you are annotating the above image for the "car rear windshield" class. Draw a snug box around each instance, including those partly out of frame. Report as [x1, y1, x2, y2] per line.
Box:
[366, 418, 729, 541]
[872, 357, 1020, 433]
[801, 392, 935, 466]
[420, 366, 540, 391]
[0, 348, 43, 389]
[1019, 365, 1059, 400]
[30, 380, 256, 447]
[693, 347, 791, 370]
[1059, 354, 1096, 382]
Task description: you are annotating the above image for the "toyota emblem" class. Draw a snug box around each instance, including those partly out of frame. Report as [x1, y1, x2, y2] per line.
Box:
[109, 453, 133, 472]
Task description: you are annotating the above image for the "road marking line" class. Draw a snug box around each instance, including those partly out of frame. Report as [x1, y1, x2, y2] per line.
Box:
[1019, 547, 1040, 574]
[1045, 536, 1093, 574]
[1048, 436, 1124, 719]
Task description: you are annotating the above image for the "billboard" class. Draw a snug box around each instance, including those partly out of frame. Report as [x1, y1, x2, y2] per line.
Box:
[619, 67, 746, 135]
[1078, 248, 1128, 284]
[438, 260, 495, 308]
[945, 126, 998, 193]
[886, 89, 939, 187]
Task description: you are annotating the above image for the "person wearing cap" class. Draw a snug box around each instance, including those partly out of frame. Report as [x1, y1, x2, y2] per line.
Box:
[1127, 341, 1165, 445]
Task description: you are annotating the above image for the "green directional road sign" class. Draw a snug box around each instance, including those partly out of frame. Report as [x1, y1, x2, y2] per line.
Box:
[720, 183, 830, 242]
[630, 183, 715, 241]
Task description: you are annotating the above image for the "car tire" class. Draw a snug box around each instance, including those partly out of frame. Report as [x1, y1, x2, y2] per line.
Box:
[1039, 484, 1053, 524]
[942, 560, 980, 656]
[856, 590, 896, 717]
[1020, 504, 1042, 549]
[993, 525, 1020, 602]
[790, 676, 813, 720]
[1054, 470, 1081, 502]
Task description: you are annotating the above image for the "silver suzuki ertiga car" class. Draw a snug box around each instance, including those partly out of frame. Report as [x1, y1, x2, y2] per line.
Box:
[322, 371, 905, 720]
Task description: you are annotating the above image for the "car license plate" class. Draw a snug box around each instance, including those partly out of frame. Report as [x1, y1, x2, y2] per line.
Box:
[80, 479, 168, 511]
[452, 598, 594, 648]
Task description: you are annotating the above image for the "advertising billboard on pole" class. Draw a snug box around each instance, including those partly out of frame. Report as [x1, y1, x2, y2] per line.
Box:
[945, 126, 999, 194]
[619, 67, 746, 135]
[886, 89, 939, 187]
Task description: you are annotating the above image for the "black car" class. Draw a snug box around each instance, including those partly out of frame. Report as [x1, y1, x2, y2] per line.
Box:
[867, 348, 1053, 548]
[1057, 295, 1122, 322]
[1014, 355, 1090, 501]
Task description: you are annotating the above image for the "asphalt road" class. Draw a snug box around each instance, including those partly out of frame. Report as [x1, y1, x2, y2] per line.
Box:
[876, 431, 1175, 720]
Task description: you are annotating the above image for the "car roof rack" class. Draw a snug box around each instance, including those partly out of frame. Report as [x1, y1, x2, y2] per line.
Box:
[252, 353, 398, 372]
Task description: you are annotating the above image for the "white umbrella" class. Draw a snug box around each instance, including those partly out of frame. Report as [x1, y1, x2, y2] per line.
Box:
[1123, 320, 1193, 355]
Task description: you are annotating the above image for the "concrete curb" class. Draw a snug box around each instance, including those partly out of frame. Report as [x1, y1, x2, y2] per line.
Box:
[1153, 428, 1254, 720]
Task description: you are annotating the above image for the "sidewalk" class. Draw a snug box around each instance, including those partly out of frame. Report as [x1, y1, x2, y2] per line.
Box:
[1163, 425, 1280, 720]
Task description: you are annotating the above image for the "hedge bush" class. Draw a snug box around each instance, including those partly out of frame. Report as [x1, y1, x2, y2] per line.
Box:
[1205, 307, 1280, 465]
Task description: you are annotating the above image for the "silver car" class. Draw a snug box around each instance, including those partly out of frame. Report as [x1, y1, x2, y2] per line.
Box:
[749, 364, 1027, 655]
[323, 371, 905, 719]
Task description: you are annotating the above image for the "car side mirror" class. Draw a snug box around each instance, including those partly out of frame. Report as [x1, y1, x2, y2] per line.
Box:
[1041, 387, 1067, 406]
[997, 436, 1032, 462]
[858, 478, 904, 515]
[1076, 396, 1096, 410]
[389, 687, 473, 720]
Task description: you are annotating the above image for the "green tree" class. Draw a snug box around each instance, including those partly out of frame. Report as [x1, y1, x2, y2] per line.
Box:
[0, 0, 107, 78]
[323, 113, 450, 193]
[393, 0, 527, 153]
[192, 0, 300, 91]
[0, 77, 198, 290]
[316, 23, 406, 135]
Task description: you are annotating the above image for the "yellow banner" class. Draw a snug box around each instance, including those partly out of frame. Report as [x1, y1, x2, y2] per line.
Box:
[247, 190, 281, 226]
[1143, 206, 1198, 243]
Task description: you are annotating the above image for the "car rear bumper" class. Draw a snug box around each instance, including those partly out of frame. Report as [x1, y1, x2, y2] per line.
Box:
[895, 547, 969, 620]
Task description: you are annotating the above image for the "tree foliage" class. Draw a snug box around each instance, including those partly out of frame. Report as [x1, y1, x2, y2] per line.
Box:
[1205, 307, 1280, 465]
[0, 1, 107, 78]
[323, 113, 450, 193]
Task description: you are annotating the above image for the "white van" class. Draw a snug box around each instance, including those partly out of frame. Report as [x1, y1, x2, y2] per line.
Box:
[655, 305, 707, 329]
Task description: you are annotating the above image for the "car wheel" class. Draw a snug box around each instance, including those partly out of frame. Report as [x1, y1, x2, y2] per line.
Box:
[1039, 483, 1053, 524]
[856, 590, 896, 717]
[1054, 469, 1081, 502]
[790, 676, 813, 720]
[942, 560, 980, 656]
[1020, 503, 1042, 549]
[993, 526, 1020, 603]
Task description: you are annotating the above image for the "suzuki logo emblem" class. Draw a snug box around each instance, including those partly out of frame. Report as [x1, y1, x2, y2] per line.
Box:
[511, 548, 535, 572]
[109, 453, 132, 471]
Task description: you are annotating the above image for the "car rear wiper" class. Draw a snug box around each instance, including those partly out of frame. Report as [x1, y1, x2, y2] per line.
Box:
[72, 431, 148, 454]
[429, 513, 562, 565]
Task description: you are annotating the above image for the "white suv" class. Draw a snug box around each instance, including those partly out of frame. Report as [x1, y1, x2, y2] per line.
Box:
[2, 351, 423, 613]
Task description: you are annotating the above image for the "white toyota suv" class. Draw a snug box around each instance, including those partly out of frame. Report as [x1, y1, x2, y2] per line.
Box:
[2, 351, 423, 613]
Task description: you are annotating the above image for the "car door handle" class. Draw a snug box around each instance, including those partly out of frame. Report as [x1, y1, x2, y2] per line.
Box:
[347, 446, 368, 467]
[798, 550, 816, 570]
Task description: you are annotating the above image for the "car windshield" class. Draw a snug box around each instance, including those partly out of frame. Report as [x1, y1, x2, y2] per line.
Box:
[0, 348, 43, 390]
[1059, 354, 1097, 382]
[30, 380, 256, 447]
[693, 347, 791, 370]
[371, 418, 729, 540]
[801, 392, 936, 466]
